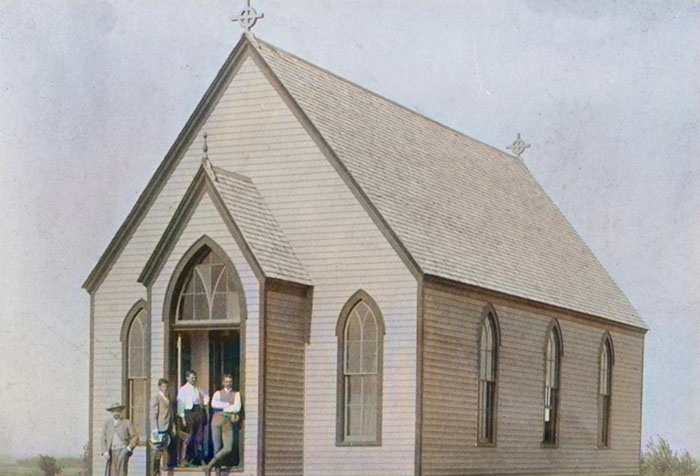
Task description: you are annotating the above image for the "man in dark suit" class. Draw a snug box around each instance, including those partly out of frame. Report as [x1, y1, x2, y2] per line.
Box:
[149, 378, 173, 475]
[101, 402, 139, 476]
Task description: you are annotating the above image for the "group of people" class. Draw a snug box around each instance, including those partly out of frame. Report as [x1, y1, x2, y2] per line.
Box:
[100, 370, 242, 476]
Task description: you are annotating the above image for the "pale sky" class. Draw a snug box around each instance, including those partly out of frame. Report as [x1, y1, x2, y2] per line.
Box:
[1, 0, 698, 459]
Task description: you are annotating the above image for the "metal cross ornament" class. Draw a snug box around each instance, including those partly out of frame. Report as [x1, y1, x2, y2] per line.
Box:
[507, 133, 531, 158]
[233, 0, 264, 32]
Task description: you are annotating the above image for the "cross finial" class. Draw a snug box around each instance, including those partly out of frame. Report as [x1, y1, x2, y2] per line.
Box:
[507, 133, 531, 158]
[233, 0, 264, 32]
[201, 132, 218, 182]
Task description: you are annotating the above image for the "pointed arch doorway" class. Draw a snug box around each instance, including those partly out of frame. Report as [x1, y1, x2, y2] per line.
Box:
[164, 240, 247, 468]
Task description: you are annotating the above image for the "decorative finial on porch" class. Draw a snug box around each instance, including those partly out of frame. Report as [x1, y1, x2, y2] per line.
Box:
[201, 132, 218, 182]
[507, 133, 531, 158]
[233, 0, 264, 32]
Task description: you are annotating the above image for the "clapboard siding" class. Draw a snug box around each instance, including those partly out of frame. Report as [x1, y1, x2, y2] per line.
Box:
[91, 51, 418, 476]
[420, 278, 644, 476]
[195, 56, 418, 475]
[149, 194, 261, 473]
[90, 193, 262, 474]
[90, 119, 203, 476]
[263, 282, 309, 476]
[91, 276, 147, 476]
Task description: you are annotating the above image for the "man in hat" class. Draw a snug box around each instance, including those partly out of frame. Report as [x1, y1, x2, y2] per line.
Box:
[149, 378, 173, 475]
[101, 402, 139, 476]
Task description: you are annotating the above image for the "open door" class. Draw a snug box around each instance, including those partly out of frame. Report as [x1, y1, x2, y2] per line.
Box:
[165, 244, 247, 468]
[169, 329, 242, 467]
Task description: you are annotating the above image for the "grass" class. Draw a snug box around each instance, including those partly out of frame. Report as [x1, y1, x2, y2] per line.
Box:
[0, 455, 85, 476]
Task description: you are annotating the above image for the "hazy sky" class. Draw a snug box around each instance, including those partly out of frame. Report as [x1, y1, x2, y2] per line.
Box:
[1, 0, 698, 459]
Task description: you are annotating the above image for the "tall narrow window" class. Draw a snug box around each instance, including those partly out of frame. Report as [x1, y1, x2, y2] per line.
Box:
[543, 321, 562, 446]
[126, 309, 148, 436]
[177, 249, 242, 323]
[336, 291, 384, 445]
[598, 334, 614, 447]
[478, 308, 499, 445]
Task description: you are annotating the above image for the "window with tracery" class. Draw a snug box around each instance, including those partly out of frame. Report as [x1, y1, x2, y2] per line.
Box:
[478, 309, 499, 445]
[126, 309, 147, 436]
[337, 294, 384, 445]
[177, 250, 241, 323]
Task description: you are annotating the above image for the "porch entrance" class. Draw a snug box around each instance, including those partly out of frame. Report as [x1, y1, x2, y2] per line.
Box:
[168, 328, 242, 468]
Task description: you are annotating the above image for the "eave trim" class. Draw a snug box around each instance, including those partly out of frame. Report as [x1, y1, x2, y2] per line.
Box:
[137, 166, 267, 286]
[247, 44, 423, 280]
[83, 35, 254, 293]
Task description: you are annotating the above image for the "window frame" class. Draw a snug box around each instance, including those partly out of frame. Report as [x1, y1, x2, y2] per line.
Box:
[161, 237, 247, 466]
[598, 332, 615, 448]
[542, 319, 563, 447]
[120, 300, 150, 444]
[477, 305, 500, 446]
[174, 247, 245, 326]
[335, 290, 385, 446]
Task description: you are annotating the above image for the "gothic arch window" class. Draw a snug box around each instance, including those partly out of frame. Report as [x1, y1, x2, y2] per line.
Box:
[543, 320, 563, 446]
[477, 305, 500, 445]
[163, 237, 246, 465]
[598, 333, 614, 448]
[175, 245, 244, 324]
[335, 290, 385, 446]
[121, 301, 149, 438]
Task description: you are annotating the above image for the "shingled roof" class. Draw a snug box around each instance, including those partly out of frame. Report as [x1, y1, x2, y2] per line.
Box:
[85, 33, 644, 330]
[252, 38, 644, 329]
[211, 166, 312, 285]
[137, 163, 311, 287]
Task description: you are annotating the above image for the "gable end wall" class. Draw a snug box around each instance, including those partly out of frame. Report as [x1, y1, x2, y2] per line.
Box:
[197, 54, 419, 475]
[90, 51, 418, 475]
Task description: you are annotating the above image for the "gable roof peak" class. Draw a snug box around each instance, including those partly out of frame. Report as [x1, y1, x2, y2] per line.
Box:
[85, 31, 644, 330]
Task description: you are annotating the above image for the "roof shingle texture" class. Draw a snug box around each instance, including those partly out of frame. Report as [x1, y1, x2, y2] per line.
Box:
[254, 39, 644, 329]
[211, 166, 312, 285]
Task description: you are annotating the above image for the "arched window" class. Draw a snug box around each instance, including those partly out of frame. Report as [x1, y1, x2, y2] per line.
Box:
[598, 334, 614, 447]
[122, 305, 148, 437]
[543, 320, 563, 446]
[478, 306, 499, 445]
[177, 249, 242, 323]
[336, 291, 385, 445]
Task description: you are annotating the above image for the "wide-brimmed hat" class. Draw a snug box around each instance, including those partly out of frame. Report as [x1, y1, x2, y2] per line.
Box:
[106, 402, 126, 411]
[149, 432, 171, 450]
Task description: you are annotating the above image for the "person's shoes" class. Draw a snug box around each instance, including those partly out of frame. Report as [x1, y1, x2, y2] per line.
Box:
[202, 463, 211, 476]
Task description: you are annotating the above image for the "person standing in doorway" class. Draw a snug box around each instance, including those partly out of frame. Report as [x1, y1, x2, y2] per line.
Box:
[203, 374, 242, 475]
[177, 370, 209, 466]
[101, 402, 139, 476]
[149, 378, 173, 475]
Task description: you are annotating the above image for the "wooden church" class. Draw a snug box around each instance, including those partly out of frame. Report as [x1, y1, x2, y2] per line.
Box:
[84, 10, 647, 476]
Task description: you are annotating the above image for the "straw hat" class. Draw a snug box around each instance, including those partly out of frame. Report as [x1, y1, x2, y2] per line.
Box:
[106, 402, 126, 411]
